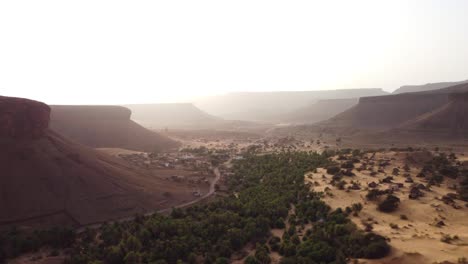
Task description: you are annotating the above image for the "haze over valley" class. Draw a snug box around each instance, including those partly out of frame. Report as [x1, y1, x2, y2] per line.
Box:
[1, 1, 468, 264]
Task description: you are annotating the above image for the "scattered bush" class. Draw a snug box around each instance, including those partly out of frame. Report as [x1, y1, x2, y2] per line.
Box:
[378, 195, 400, 212]
[366, 189, 386, 201]
[441, 234, 459, 244]
[326, 166, 340, 175]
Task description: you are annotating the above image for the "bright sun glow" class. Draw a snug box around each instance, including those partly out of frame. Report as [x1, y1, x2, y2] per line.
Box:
[1, 0, 468, 104]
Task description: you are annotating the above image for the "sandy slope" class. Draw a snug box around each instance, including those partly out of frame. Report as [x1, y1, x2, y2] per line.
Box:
[305, 151, 468, 263]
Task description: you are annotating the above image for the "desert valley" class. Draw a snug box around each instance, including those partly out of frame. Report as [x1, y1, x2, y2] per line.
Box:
[0, 80, 467, 264]
[2, 2, 468, 263]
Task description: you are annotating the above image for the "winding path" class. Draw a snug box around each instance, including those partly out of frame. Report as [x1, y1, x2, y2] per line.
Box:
[157, 166, 221, 214]
[77, 163, 224, 232]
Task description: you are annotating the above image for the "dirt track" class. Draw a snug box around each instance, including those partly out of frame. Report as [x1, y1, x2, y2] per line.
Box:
[77, 162, 224, 232]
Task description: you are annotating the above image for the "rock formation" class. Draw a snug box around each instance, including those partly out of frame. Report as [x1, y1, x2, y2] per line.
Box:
[0, 96, 50, 140]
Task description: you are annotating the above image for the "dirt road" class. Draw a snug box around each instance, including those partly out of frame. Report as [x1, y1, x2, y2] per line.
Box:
[157, 166, 221, 214]
[77, 163, 224, 232]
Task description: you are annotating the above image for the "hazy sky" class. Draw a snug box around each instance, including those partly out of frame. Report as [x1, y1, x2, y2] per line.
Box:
[1, 0, 468, 104]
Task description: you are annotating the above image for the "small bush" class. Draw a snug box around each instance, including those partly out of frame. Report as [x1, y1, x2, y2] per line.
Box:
[378, 195, 400, 212]
[441, 234, 459, 244]
[327, 166, 340, 175]
[366, 189, 386, 201]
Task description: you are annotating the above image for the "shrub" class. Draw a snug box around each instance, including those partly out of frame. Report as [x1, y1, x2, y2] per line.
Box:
[326, 166, 340, 175]
[215, 257, 230, 264]
[378, 195, 400, 212]
[341, 161, 354, 169]
[336, 180, 347, 190]
[441, 234, 459, 244]
[352, 203, 363, 214]
[245, 256, 260, 264]
[429, 174, 444, 184]
[366, 189, 386, 201]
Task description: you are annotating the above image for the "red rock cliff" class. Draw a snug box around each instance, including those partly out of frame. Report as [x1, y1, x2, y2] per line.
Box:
[0, 96, 50, 139]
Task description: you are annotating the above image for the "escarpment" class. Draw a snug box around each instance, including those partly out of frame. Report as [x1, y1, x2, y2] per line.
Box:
[0, 96, 51, 140]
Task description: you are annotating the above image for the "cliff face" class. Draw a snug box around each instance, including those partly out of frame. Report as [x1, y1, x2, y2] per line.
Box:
[346, 93, 452, 129]
[398, 92, 468, 134]
[51, 105, 131, 121]
[50, 105, 178, 151]
[0, 96, 50, 140]
[321, 84, 468, 132]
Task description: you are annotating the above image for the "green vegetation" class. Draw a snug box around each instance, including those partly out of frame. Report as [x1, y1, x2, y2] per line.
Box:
[1, 151, 389, 264]
[378, 195, 400, 213]
[0, 227, 75, 262]
[459, 169, 468, 201]
[326, 166, 340, 175]
[366, 189, 386, 201]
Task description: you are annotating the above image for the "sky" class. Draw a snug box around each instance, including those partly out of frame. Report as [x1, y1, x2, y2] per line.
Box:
[1, 0, 468, 104]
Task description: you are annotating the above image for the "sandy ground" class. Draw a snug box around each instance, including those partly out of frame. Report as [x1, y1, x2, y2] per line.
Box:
[96, 147, 145, 156]
[305, 151, 468, 264]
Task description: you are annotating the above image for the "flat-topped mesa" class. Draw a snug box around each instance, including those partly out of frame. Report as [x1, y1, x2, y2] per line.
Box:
[358, 92, 450, 104]
[51, 105, 132, 121]
[0, 96, 50, 139]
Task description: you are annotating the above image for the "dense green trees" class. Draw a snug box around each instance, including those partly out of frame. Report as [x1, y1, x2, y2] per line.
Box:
[1, 151, 390, 264]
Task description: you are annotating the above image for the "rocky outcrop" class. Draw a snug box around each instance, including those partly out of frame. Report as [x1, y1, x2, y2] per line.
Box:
[0, 96, 50, 140]
[397, 92, 468, 135]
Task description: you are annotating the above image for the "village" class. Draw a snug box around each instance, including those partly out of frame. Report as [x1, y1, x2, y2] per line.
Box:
[114, 146, 238, 198]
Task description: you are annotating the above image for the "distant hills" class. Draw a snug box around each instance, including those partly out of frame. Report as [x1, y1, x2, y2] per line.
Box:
[125, 103, 221, 129]
[393, 80, 468, 94]
[281, 98, 359, 124]
[194, 89, 389, 122]
[125, 103, 269, 131]
[0, 96, 186, 227]
[50, 105, 178, 152]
